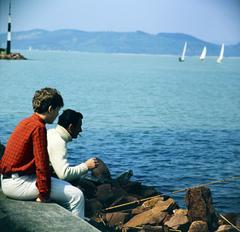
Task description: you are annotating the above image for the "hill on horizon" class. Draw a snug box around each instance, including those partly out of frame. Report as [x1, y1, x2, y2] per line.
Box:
[0, 29, 240, 56]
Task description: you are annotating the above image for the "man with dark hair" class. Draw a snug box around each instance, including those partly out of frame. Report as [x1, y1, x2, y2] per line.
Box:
[47, 109, 99, 182]
[0, 88, 86, 218]
[58, 109, 83, 130]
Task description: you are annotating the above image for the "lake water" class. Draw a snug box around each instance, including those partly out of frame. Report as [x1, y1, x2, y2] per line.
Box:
[0, 51, 240, 213]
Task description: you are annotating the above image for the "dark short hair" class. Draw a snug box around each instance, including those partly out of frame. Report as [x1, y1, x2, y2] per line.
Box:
[32, 87, 64, 113]
[58, 109, 83, 128]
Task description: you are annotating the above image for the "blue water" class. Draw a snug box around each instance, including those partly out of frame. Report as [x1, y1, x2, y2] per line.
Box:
[0, 51, 240, 213]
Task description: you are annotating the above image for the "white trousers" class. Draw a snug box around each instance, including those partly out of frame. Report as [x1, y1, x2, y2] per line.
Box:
[1, 174, 85, 218]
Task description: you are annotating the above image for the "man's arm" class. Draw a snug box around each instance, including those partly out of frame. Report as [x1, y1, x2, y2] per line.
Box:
[33, 126, 51, 202]
[47, 134, 89, 181]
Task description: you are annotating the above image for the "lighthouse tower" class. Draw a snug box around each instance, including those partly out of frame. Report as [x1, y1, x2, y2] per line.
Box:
[6, 0, 12, 54]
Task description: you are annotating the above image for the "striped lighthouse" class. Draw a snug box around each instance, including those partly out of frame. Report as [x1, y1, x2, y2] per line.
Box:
[6, 0, 12, 54]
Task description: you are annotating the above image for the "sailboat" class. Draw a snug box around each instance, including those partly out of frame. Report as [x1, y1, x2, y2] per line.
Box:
[217, 43, 224, 63]
[179, 42, 187, 62]
[200, 46, 207, 61]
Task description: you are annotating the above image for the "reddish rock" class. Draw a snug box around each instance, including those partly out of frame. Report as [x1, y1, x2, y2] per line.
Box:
[96, 184, 114, 203]
[110, 195, 139, 211]
[116, 170, 133, 185]
[71, 178, 97, 199]
[164, 213, 189, 230]
[155, 198, 178, 212]
[123, 208, 168, 228]
[216, 225, 236, 232]
[132, 196, 165, 215]
[105, 212, 131, 227]
[111, 182, 129, 200]
[120, 181, 143, 195]
[85, 198, 103, 217]
[173, 209, 188, 216]
[140, 186, 160, 198]
[185, 186, 218, 230]
[142, 196, 165, 208]
[163, 214, 172, 224]
[188, 221, 208, 232]
[92, 158, 111, 180]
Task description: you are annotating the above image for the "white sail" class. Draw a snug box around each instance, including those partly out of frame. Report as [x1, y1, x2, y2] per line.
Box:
[179, 42, 187, 62]
[217, 43, 224, 63]
[200, 46, 207, 61]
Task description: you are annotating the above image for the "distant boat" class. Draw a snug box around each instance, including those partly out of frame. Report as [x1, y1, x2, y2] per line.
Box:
[217, 43, 224, 63]
[200, 46, 207, 61]
[28, 46, 32, 51]
[179, 42, 187, 62]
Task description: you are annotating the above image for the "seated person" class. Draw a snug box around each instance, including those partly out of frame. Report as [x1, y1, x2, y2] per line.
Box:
[47, 109, 99, 182]
[1, 88, 86, 218]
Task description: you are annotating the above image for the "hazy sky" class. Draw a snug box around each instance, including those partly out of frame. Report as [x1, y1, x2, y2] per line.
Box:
[0, 0, 240, 44]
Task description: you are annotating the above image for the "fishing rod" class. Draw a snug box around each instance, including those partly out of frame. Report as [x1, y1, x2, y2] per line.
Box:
[102, 175, 240, 213]
[219, 214, 240, 232]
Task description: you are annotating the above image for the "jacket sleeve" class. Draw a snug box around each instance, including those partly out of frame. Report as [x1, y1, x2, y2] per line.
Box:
[33, 126, 51, 200]
[47, 131, 88, 181]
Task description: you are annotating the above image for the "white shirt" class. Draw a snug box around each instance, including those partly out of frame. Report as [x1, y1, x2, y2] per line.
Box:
[47, 125, 88, 181]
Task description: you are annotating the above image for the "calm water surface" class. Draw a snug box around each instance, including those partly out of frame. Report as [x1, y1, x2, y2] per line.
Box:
[0, 51, 239, 212]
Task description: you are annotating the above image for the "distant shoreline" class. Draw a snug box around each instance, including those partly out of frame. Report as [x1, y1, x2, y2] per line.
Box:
[0, 29, 239, 57]
[8, 49, 240, 59]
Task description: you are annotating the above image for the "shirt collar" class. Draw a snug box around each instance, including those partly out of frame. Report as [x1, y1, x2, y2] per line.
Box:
[55, 125, 72, 142]
[33, 113, 45, 124]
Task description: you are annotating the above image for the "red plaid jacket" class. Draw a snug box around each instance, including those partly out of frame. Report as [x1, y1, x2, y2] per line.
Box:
[0, 114, 51, 200]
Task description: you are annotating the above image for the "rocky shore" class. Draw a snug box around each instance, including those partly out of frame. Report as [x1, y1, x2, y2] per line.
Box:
[0, 52, 27, 60]
[73, 159, 240, 232]
[0, 143, 239, 231]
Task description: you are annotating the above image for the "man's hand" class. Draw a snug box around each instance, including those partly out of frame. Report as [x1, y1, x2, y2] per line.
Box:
[85, 157, 99, 170]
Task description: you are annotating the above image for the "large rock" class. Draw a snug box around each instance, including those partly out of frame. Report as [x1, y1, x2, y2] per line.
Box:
[116, 170, 133, 185]
[111, 182, 129, 201]
[105, 212, 131, 227]
[85, 199, 103, 218]
[109, 195, 139, 211]
[92, 158, 111, 180]
[120, 180, 143, 195]
[132, 196, 164, 215]
[185, 186, 218, 230]
[164, 213, 189, 231]
[173, 209, 188, 216]
[0, 190, 99, 232]
[71, 178, 97, 199]
[139, 185, 160, 198]
[96, 184, 114, 204]
[123, 197, 177, 228]
[154, 197, 178, 212]
[124, 208, 168, 228]
[216, 225, 236, 232]
[188, 220, 208, 232]
[0, 53, 27, 60]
